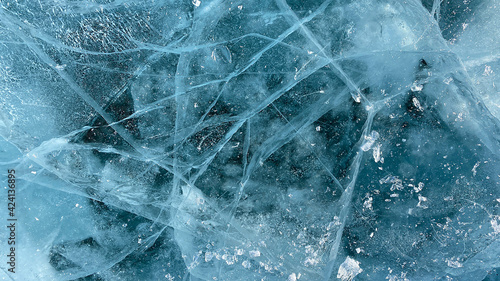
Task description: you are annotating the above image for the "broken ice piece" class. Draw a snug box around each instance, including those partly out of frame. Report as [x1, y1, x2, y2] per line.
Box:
[337, 256, 363, 281]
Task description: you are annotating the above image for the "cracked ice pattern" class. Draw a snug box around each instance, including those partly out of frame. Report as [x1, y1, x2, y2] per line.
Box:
[0, 0, 499, 280]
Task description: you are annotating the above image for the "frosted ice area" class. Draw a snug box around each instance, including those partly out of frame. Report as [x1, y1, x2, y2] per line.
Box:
[0, 0, 499, 280]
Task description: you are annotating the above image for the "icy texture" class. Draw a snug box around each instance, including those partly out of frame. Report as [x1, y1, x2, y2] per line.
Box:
[0, 0, 499, 280]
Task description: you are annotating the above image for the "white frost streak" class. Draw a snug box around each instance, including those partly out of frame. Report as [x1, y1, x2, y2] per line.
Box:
[337, 257, 363, 281]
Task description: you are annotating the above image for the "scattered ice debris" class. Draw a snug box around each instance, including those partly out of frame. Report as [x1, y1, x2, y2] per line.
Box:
[411, 82, 423, 92]
[373, 143, 384, 163]
[446, 258, 463, 268]
[242, 260, 251, 269]
[361, 131, 380, 152]
[412, 97, 424, 111]
[337, 256, 363, 281]
[249, 250, 260, 258]
[363, 196, 374, 211]
[379, 175, 404, 191]
[472, 161, 480, 176]
[491, 216, 500, 234]
[412, 182, 424, 193]
[417, 195, 428, 209]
